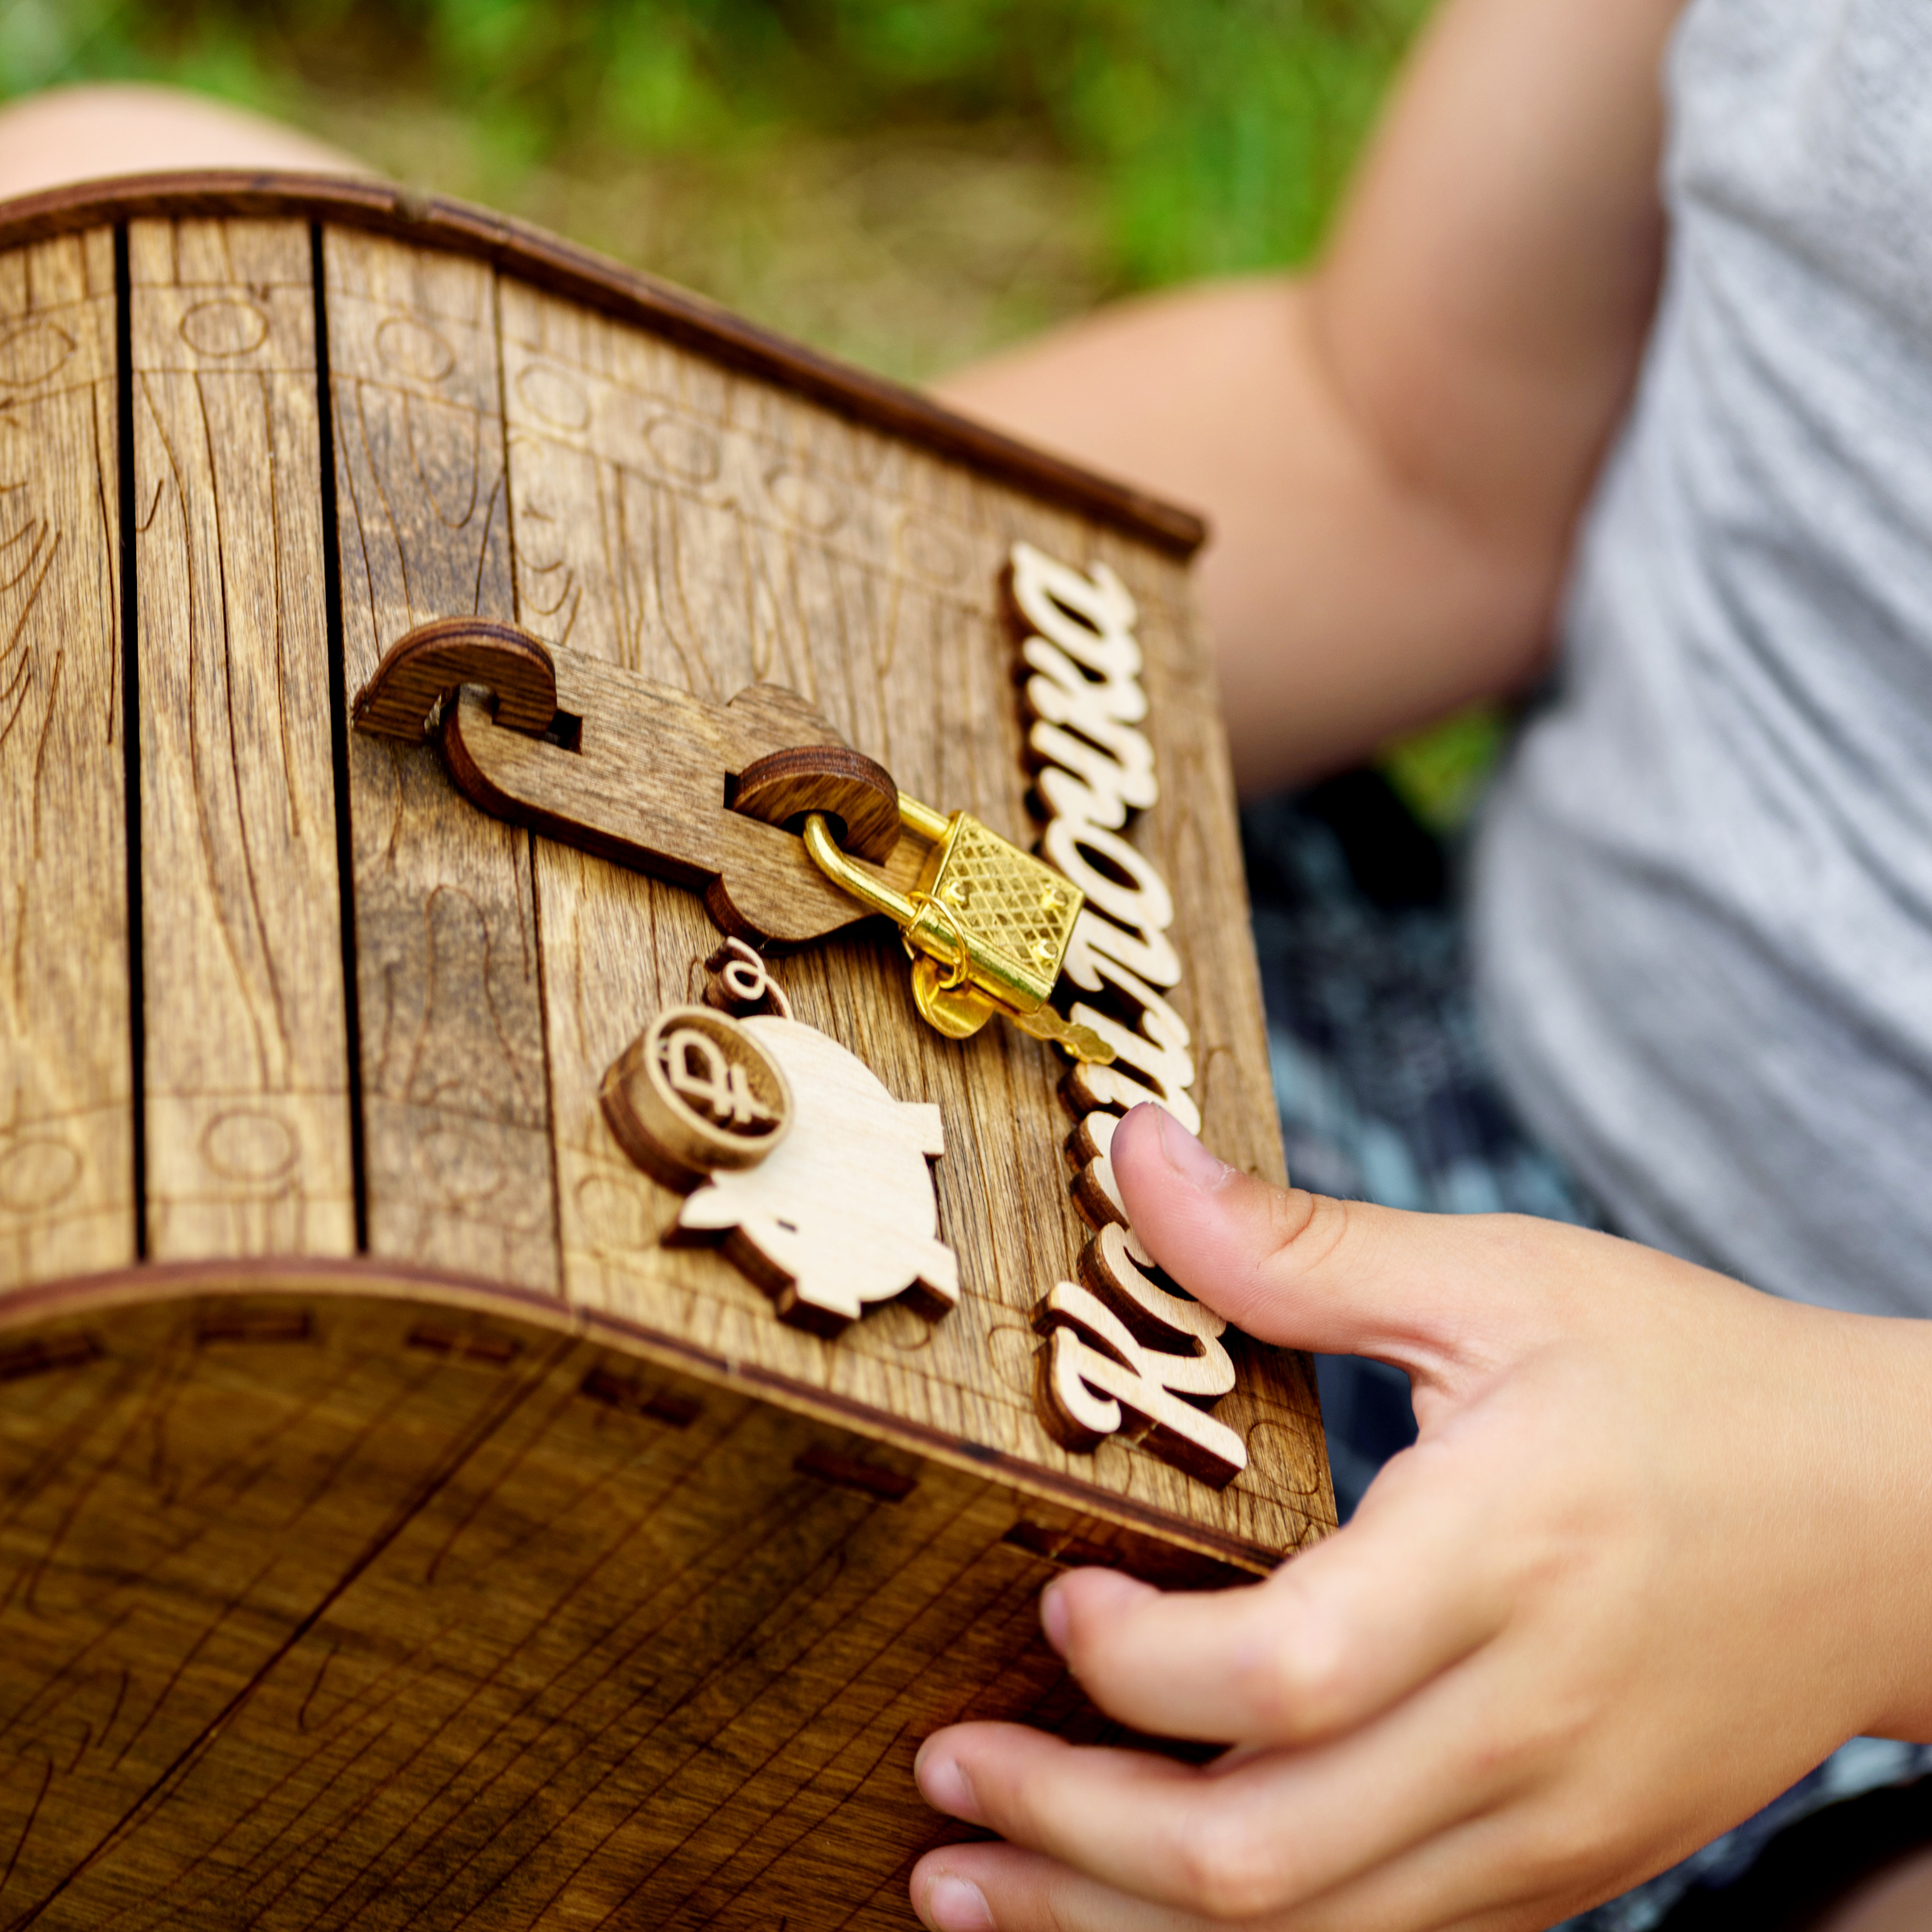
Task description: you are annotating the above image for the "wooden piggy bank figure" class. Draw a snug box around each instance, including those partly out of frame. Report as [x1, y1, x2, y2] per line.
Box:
[0, 175, 1333, 1932]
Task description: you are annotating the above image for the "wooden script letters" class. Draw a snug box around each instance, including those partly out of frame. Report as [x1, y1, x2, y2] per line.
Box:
[1007, 543, 1247, 1490]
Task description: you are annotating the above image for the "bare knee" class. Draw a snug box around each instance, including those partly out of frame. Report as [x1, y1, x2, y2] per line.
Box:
[0, 83, 371, 204]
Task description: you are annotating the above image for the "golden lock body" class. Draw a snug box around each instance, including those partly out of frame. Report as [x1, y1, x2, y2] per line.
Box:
[802, 801, 1114, 1063]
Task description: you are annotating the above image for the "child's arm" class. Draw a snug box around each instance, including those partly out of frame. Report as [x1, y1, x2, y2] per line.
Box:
[936, 0, 1684, 795]
[911, 1106, 1932, 1929]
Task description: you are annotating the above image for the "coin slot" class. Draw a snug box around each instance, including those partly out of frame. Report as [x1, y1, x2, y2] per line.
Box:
[579, 1367, 703, 1428]
[0, 1334, 104, 1383]
[1002, 1521, 1123, 1569]
[793, 1444, 917, 1503]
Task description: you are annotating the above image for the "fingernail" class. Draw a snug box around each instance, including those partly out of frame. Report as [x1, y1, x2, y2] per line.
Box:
[1152, 1104, 1233, 1190]
[924, 1875, 993, 1932]
[914, 1746, 981, 1823]
[1040, 1579, 1070, 1653]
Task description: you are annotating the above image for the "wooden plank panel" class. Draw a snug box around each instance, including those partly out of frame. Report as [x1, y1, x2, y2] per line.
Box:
[0, 229, 132, 1286]
[324, 228, 557, 1290]
[498, 279, 1328, 1563]
[0, 1285, 1136, 1931]
[130, 217, 354, 1260]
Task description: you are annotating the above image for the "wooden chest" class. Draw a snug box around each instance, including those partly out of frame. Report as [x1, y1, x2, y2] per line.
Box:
[0, 173, 1332, 1930]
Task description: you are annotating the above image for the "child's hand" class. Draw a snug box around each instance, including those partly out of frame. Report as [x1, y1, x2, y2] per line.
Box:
[910, 1104, 1932, 1931]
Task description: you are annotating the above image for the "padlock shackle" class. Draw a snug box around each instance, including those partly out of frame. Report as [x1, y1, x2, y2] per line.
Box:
[799, 797, 954, 914]
[898, 793, 952, 844]
[800, 807, 1116, 1065]
[801, 813, 921, 927]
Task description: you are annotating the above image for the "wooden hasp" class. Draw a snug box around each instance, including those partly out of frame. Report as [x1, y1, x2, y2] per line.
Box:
[354, 618, 919, 945]
[732, 745, 902, 860]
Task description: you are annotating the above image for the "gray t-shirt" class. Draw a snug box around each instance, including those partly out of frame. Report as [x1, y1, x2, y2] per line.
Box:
[1473, 0, 1932, 1319]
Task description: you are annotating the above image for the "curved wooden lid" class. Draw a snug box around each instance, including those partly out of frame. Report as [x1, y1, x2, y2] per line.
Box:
[0, 168, 1208, 556]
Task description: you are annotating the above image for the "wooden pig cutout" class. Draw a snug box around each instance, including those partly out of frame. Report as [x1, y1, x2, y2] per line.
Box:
[676, 1016, 956, 1335]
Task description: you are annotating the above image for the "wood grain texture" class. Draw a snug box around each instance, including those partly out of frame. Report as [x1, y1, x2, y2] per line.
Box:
[440, 649, 926, 944]
[674, 1010, 958, 1335]
[497, 277, 1331, 1569]
[0, 194, 1323, 1932]
[0, 1266, 1210, 1932]
[130, 217, 354, 1261]
[351, 614, 559, 739]
[732, 741, 902, 861]
[324, 226, 558, 1290]
[0, 172, 1207, 558]
[0, 228, 132, 1286]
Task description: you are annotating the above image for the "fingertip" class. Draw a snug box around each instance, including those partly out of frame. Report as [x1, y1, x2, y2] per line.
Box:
[1110, 1102, 1230, 1195]
[910, 1860, 994, 1932]
[1109, 1105, 1268, 1288]
[1043, 1569, 1170, 1699]
[1051, 1566, 1156, 1653]
[1039, 1577, 1070, 1654]
[914, 1735, 982, 1823]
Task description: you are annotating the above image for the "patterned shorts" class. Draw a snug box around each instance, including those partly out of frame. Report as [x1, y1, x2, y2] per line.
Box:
[1241, 779, 1932, 1930]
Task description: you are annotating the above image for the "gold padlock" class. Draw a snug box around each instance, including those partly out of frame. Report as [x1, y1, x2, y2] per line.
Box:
[802, 797, 1115, 1064]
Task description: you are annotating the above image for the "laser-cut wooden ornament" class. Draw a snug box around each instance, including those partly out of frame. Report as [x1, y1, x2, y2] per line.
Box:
[605, 943, 958, 1336]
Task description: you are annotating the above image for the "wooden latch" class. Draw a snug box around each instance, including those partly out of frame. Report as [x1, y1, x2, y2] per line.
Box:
[353, 617, 923, 946]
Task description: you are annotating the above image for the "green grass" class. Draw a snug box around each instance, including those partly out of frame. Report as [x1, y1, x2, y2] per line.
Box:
[5, 0, 1500, 804]
[1, 0, 1428, 374]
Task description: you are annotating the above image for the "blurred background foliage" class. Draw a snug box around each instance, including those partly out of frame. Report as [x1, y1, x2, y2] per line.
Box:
[0, 0, 1427, 378]
[2, 0, 1496, 820]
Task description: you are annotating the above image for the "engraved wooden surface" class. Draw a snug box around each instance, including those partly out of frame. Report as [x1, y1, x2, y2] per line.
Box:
[0, 229, 131, 1286]
[0, 1269, 1186, 1932]
[496, 276, 1328, 1570]
[324, 228, 557, 1290]
[0, 171, 1208, 558]
[130, 217, 354, 1259]
[0, 200, 1329, 1931]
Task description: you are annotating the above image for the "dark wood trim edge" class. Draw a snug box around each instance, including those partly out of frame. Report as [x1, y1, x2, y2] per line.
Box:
[0, 1253, 1300, 1571]
[5, 171, 1208, 557]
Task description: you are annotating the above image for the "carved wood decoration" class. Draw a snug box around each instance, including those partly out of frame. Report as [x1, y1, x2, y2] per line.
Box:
[605, 953, 960, 1336]
[731, 741, 903, 858]
[0, 181, 1331, 1932]
[601, 1001, 795, 1184]
[486, 264, 1318, 1558]
[680, 1012, 956, 1333]
[349, 612, 559, 738]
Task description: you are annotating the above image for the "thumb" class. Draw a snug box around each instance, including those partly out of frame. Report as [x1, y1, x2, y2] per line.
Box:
[1108, 1103, 1566, 1373]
